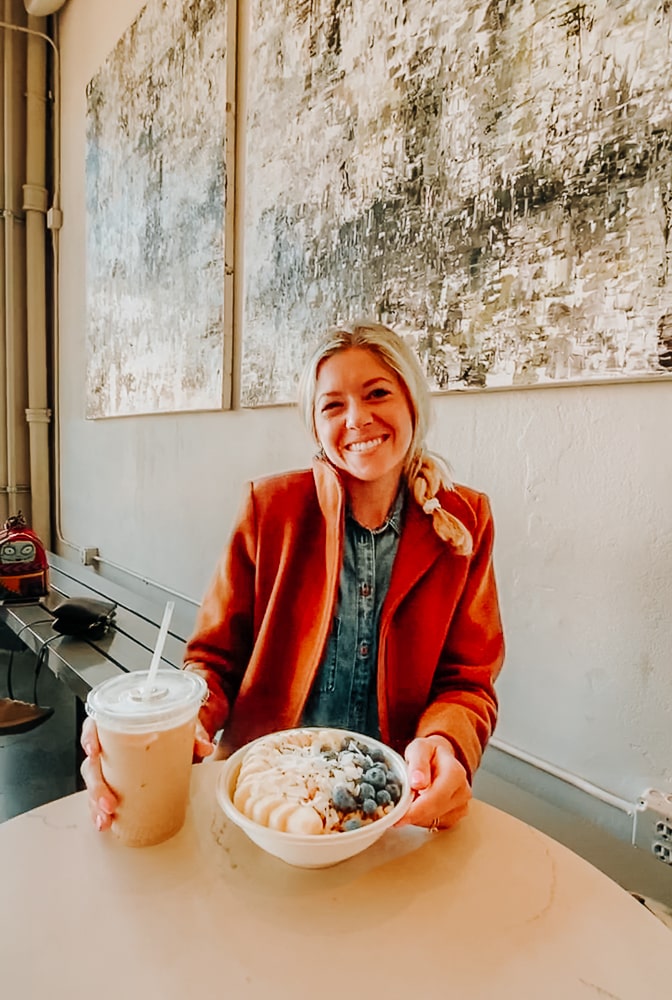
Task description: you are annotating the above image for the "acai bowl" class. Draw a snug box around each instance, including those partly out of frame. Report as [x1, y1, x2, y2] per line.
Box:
[216, 727, 412, 868]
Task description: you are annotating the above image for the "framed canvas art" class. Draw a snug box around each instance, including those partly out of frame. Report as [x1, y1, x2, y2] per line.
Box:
[241, 0, 672, 404]
[85, 0, 231, 417]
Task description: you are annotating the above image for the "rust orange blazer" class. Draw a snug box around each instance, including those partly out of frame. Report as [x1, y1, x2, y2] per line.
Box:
[184, 458, 505, 780]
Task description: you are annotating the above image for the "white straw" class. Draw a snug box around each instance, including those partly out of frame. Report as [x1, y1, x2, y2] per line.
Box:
[144, 600, 175, 696]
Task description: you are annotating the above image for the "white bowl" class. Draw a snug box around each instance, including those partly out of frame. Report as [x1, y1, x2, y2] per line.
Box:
[216, 727, 412, 868]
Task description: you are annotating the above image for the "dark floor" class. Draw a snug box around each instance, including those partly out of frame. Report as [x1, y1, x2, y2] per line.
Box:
[0, 645, 78, 823]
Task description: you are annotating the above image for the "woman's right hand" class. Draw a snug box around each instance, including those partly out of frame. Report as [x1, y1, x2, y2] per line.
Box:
[80, 717, 216, 832]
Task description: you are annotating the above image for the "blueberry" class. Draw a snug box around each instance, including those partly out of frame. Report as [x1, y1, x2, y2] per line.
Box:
[362, 798, 378, 816]
[376, 789, 392, 806]
[386, 781, 401, 803]
[359, 782, 376, 802]
[343, 818, 362, 831]
[363, 765, 387, 790]
[370, 748, 387, 763]
[332, 785, 357, 811]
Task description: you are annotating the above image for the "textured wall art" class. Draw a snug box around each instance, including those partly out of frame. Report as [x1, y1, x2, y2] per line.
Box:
[241, 0, 672, 405]
[85, 0, 228, 417]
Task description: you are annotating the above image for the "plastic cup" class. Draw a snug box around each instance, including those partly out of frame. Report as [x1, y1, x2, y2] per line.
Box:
[85, 669, 207, 847]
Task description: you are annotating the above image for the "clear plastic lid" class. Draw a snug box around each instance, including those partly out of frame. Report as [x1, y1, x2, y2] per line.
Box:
[85, 669, 207, 732]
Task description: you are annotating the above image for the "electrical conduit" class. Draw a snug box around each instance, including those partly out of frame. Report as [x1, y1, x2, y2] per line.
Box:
[2, 0, 22, 525]
[23, 10, 51, 545]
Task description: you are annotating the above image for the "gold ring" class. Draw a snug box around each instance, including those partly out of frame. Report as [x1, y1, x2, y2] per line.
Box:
[430, 817, 441, 833]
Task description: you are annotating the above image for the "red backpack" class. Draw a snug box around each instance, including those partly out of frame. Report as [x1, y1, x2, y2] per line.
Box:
[0, 512, 49, 600]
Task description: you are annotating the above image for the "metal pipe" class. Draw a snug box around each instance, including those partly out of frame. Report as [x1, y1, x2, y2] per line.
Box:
[2, 0, 22, 522]
[0, 8, 7, 526]
[488, 735, 637, 815]
[23, 10, 51, 544]
[88, 552, 200, 606]
[42, 14, 73, 555]
[0, 15, 61, 545]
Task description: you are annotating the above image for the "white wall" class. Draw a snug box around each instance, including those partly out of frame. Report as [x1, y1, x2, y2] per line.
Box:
[429, 381, 672, 806]
[58, 0, 672, 809]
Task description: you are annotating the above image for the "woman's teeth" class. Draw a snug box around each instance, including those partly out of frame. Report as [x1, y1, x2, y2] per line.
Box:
[347, 436, 385, 453]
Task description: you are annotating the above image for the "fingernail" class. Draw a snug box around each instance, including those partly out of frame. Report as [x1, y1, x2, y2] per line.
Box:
[95, 814, 104, 831]
[98, 796, 113, 815]
[411, 770, 424, 785]
[83, 742, 92, 756]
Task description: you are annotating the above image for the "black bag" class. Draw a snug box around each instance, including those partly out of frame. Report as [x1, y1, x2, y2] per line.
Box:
[43, 597, 117, 639]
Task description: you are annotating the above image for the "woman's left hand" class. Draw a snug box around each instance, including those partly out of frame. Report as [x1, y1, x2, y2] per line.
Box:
[397, 735, 471, 830]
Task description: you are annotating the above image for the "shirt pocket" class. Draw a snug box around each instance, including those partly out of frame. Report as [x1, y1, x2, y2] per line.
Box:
[316, 616, 341, 694]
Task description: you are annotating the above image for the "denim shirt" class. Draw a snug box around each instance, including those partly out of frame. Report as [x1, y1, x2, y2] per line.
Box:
[301, 488, 405, 739]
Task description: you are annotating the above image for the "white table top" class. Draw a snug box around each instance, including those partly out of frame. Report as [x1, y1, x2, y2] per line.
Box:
[1, 761, 670, 999]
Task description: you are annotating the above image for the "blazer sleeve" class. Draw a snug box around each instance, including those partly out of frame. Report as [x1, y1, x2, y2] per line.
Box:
[415, 492, 505, 782]
[183, 484, 257, 739]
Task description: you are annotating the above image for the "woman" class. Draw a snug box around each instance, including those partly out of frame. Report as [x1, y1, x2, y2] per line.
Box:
[83, 322, 504, 832]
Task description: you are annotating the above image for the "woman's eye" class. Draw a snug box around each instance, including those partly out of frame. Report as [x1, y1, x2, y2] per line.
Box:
[368, 387, 391, 399]
[321, 400, 342, 412]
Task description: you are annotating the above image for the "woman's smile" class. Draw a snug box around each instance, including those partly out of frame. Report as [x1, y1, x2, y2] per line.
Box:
[345, 434, 389, 453]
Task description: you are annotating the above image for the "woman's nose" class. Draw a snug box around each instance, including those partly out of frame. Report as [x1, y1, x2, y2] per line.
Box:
[344, 399, 372, 429]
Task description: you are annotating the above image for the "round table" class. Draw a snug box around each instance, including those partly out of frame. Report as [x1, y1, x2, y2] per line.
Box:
[1, 761, 670, 998]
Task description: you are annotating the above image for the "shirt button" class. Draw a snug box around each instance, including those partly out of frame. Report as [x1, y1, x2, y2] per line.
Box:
[359, 643, 369, 657]
[360, 583, 371, 597]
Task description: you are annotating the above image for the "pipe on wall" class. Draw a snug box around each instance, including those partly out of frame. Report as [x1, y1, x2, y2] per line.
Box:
[23, 10, 51, 545]
[46, 14, 73, 557]
[0, 10, 6, 525]
[1, 0, 25, 526]
[0, 5, 56, 541]
[488, 736, 637, 816]
[1, 4, 69, 557]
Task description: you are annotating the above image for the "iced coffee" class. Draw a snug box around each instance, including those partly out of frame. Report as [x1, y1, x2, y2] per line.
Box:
[86, 670, 207, 847]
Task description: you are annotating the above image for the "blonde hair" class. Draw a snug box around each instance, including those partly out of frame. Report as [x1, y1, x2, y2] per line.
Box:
[298, 322, 472, 555]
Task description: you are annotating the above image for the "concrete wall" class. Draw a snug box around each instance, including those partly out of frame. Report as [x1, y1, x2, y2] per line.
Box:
[57, 0, 672, 828]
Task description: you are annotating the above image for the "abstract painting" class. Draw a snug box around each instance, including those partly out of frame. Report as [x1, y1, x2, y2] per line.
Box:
[85, 0, 228, 417]
[241, 0, 672, 404]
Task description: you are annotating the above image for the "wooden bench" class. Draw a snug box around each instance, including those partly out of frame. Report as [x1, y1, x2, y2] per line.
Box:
[0, 552, 200, 761]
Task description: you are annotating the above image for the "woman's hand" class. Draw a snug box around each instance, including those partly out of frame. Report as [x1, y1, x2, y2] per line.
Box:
[397, 734, 471, 830]
[193, 719, 216, 761]
[80, 717, 117, 832]
[80, 716, 215, 832]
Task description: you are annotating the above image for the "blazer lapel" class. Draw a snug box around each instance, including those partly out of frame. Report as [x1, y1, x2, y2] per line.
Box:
[383, 498, 446, 616]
